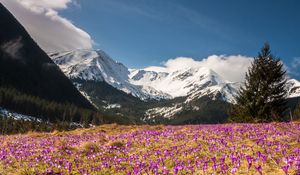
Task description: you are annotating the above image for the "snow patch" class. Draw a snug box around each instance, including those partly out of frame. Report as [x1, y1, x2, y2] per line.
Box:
[104, 104, 121, 109]
[145, 104, 183, 119]
[0, 107, 42, 122]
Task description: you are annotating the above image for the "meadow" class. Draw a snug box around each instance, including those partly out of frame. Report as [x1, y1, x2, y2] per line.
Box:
[0, 123, 299, 175]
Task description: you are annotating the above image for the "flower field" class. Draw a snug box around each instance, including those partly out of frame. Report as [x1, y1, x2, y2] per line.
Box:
[0, 123, 299, 175]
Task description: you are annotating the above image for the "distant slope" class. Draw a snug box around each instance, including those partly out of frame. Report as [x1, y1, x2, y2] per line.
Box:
[130, 67, 240, 103]
[72, 79, 146, 124]
[0, 3, 93, 109]
[286, 79, 300, 98]
[50, 50, 234, 123]
[51, 49, 300, 104]
[50, 50, 171, 101]
[50, 50, 241, 103]
[50, 48, 300, 123]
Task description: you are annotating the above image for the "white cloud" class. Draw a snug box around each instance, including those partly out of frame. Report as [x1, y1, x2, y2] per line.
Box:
[146, 55, 253, 82]
[0, 0, 93, 52]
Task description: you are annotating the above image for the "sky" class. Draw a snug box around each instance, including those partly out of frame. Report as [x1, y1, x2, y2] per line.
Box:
[1, 0, 300, 81]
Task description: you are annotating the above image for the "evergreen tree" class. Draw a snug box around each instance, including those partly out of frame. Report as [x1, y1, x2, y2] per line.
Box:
[229, 43, 287, 122]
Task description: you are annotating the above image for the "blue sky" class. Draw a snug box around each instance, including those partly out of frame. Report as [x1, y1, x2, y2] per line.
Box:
[2, 0, 299, 79]
[58, 0, 300, 78]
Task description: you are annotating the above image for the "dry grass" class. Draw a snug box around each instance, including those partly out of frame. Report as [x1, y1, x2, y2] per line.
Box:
[80, 141, 100, 153]
[1, 123, 299, 174]
[107, 140, 125, 148]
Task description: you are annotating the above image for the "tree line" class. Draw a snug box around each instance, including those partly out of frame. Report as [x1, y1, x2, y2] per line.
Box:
[0, 86, 107, 133]
[0, 116, 82, 135]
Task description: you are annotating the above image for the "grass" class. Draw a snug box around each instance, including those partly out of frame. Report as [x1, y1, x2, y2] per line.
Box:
[0, 123, 299, 174]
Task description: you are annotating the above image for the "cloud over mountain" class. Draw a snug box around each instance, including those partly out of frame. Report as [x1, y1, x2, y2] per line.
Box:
[145, 55, 253, 82]
[0, 0, 93, 52]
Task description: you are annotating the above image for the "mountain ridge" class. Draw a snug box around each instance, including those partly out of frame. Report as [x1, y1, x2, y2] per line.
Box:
[50, 49, 300, 103]
[49, 49, 300, 123]
[50, 49, 172, 101]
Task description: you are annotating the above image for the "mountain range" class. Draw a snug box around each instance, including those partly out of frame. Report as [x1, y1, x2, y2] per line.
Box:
[49, 49, 300, 123]
[1, 2, 299, 124]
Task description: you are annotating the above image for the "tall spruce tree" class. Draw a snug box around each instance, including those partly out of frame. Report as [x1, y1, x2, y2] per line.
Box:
[229, 43, 287, 122]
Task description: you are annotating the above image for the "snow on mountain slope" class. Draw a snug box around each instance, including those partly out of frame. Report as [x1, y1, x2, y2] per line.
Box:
[0, 107, 42, 122]
[287, 79, 300, 98]
[50, 50, 129, 82]
[145, 104, 183, 120]
[50, 50, 300, 104]
[185, 82, 241, 104]
[130, 66, 239, 103]
[50, 50, 171, 100]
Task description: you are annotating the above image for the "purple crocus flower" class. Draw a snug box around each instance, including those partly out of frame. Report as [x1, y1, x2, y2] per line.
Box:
[281, 165, 289, 175]
[255, 165, 262, 175]
[246, 155, 253, 169]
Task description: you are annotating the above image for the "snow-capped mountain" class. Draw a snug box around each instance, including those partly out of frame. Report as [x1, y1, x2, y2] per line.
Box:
[286, 79, 300, 98]
[50, 49, 300, 104]
[50, 50, 171, 100]
[50, 50, 241, 103]
[129, 67, 240, 103]
[49, 49, 300, 122]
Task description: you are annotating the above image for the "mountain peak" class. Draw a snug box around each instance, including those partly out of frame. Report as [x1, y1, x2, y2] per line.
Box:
[287, 79, 300, 98]
[49, 49, 300, 103]
[50, 49, 171, 100]
[130, 65, 229, 99]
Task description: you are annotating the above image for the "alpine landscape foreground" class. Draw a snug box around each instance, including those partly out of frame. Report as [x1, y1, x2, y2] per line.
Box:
[0, 123, 300, 175]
